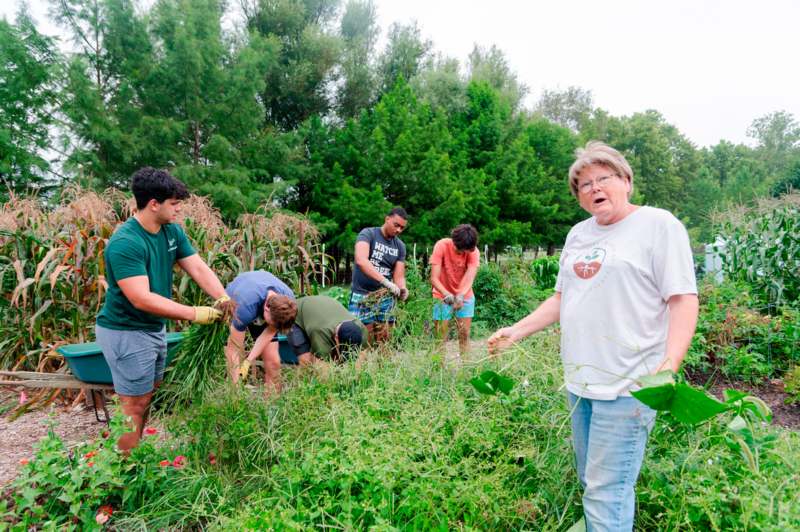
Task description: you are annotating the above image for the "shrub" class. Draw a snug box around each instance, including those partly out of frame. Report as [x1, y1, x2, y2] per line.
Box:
[473, 261, 553, 329]
[685, 277, 800, 381]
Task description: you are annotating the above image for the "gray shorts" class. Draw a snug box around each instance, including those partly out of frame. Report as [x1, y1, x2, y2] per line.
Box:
[95, 324, 167, 396]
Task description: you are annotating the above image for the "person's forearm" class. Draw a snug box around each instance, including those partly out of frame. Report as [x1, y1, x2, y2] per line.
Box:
[392, 263, 406, 289]
[657, 294, 699, 373]
[189, 261, 226, 299]
[431, 275, 450, 297]
[509, 294, 561, 340]
[133, 292, 195, 321]
[456, 266, 478, 296]
[245, 328, 276, 362]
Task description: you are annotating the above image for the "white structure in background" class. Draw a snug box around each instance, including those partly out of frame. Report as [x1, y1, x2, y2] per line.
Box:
[705, 236, 726, 283]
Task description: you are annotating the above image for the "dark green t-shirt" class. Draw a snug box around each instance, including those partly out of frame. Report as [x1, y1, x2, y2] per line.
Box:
[295, 295, 366, 358]
[97, 218, 195, 331]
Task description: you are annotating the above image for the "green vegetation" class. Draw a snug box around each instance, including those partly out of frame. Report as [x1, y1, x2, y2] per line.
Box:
[6, 335, 800, 530]
[2, 1, 799, 258]
[2, 1, 800, 529]
[714, 194, 800, 309]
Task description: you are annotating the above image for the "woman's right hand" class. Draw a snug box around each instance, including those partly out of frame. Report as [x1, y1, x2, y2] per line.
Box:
[488, 327, 517, 355]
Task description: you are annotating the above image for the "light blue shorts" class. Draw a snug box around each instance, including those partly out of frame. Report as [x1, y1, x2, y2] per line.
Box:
[95, 324, 167, 396]
[432, 297, 475, 320]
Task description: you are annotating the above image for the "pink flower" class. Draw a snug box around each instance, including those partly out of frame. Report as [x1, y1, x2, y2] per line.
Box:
[95, 505, 113, 525]
[144, 427, 158, 436]
[159, 459, 171, 467]
[19, 391, 28, 404]
[172, 455, 187, 469]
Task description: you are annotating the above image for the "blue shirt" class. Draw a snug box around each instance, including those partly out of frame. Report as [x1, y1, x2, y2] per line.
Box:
[225, 271, 294, 332]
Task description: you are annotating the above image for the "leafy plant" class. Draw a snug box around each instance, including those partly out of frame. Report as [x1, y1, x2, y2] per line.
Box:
[470, 370, 515, 396]
[685, 277, 799, 381]
[633, 371, 774, 473]
[6, 410, 186, 529]
[783, 365, 800, 405]
[713, 193, 800, 309]
[528, 255, 560, 289]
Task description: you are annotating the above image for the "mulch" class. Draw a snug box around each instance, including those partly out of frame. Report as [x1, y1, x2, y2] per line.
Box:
[0, 389, 105, 487]
[687, 372, 800, 429]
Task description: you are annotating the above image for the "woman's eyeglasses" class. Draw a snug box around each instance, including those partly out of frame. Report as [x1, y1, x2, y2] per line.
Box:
[577, 174, 620, 194]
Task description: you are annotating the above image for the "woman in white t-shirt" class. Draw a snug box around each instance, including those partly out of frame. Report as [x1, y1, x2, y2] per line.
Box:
[489, 141, 699, 531]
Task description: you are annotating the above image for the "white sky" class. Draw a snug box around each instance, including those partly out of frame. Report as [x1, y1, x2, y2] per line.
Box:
[4, 0, 799, 148]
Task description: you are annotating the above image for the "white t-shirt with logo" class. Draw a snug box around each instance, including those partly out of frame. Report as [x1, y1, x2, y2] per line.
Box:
[554, 206, 697, 400]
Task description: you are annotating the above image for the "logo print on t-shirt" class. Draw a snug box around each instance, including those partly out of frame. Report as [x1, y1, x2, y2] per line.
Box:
[573, 248, 606, 279]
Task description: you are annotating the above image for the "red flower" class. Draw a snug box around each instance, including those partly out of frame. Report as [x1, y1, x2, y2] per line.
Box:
[144, 427, 158, 436]
[172, 455, 187, 469]
[101, 430, 110, 439]
[159, 459, 171, 467]
[19, 458, 29, 466]
[208, 452, 217, 465]
[87, 461, 95, 467]
[84, 450, 97, 459]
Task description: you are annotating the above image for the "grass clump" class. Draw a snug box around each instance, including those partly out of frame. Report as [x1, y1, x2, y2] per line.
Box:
[155, 321, 230, 412]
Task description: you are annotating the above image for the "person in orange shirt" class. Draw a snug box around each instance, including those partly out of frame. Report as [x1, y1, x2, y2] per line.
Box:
[429, 224, 480, 357]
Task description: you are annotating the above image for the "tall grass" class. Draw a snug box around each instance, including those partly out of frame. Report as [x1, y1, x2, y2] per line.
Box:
[107, 331, 800, 530]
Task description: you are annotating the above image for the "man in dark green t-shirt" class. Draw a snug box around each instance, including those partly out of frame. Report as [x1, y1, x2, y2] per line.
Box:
[95, 167, 233, 452]
[287, 295, 368, 368]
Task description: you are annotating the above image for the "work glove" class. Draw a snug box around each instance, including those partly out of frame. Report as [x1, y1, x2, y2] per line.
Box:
[454, 294, 465, 309]
[399, 287, 409, 301]
[238, 359, 251, 380]
[193, 306, 222, 324]
[380, 277, 402, 297]
[442, 293, 455, 306]
[213, 293, 237, 318]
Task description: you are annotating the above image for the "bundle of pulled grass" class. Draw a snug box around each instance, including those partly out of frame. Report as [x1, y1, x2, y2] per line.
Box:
[155, 320, 230, 412]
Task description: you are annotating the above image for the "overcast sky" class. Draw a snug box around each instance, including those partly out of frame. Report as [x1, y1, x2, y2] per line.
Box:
[4, 0, 798, 148]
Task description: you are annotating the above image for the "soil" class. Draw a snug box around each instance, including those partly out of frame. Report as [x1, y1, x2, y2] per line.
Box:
[0, 389, 105, 487]
[687, 373, 800, 429]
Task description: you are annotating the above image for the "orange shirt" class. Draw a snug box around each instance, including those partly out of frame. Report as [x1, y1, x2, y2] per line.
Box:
[429, 238, 480, 300]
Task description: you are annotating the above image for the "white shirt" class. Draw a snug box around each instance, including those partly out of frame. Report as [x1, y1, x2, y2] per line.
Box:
[555, 206, 697, 400]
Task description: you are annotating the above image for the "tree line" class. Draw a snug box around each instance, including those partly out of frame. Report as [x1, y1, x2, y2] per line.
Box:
[2, 0, 799, 258]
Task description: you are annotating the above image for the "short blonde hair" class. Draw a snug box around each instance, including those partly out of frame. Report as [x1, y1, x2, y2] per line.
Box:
[568, 141, 634, 198]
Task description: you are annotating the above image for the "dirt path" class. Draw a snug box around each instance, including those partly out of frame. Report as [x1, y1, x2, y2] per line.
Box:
[0, 390, 105, 487]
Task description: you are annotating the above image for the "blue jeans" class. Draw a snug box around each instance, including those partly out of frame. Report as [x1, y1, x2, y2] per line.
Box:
[567, 392, 656, 532]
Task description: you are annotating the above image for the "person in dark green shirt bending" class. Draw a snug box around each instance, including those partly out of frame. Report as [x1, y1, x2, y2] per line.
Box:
[95, 167, 234, 452]
[286, 295, 368, 372]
